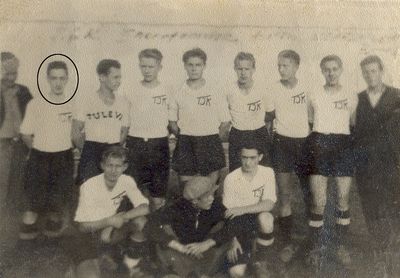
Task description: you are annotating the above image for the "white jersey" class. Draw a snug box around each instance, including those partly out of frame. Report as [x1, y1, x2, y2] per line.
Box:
[125, 82, 169, 138]
[73, 92, 129, 144]
[227, 82, 268, 131]
[223, 165, 277, 209]
[265, 81, 310, 138]
[308, 86, 357, 135]
[20, 97, 73, 152]
[74, 173, 149, 223]
[169, 81, 231, 136]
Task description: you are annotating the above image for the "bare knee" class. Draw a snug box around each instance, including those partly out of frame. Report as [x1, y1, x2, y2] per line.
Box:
[258, 212, 274, 233]
[229, 264, 247, 278]
[132, 215, 147, 232]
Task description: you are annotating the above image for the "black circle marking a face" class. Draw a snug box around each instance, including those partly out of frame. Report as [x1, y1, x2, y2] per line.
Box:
[36, 53, 79, 105]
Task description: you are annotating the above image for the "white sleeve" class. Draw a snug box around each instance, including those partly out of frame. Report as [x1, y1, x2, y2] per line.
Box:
[19, 100, 35, 135]
[120, 97, 130, 128]
[125, 176, 149, 206]
[222, 174, 236, 209]
[218, 91, 232, 123]
[264, 88, 275, 113]
[261, 168, 277, 203]
[307, 90, 315, 124]
[74, 184, 97, 222]
[168, 89, 179, 122]
[72, 95, 86, 122]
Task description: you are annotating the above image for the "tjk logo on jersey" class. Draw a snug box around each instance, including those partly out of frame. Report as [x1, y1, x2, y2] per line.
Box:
[153, 94, 167, 105]
[86, 111, 123, 120]
[197, 95, 211, 106]
[58, 112, 72, 122]
[111, 191, 126, 207]
[252, 185, 265, 200]
[334, 99, 348, 110]
[292, 92, 306, 104]
[247, 100, 262, 111]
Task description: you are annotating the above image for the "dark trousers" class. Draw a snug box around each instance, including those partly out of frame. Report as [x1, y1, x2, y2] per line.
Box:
[0, 138, 29, 214]
[25, 148, 74, 214]
[126, 136, 169, 198]
[355, 142, 400, 251]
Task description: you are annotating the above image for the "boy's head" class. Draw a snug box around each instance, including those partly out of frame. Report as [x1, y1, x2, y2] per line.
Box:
[139, 48, 163, 83]
[97, 59, 121, 91]
[240, 143, 263, 173]
[1, 52, 19, 88]
[320, 55, 343, 86]
[360, 55, 384, 88]
[47, 61, 68, 96]
[234, 52, 256, 85]
[183, 176, 217, 210]
[278, 50, 300, 81]
[182, 48, 207, 81]
[101, 146, 128, 186]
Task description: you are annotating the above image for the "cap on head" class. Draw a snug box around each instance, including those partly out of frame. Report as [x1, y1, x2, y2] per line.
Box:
[183, 176, 216, 201]
[1, 52, 19, 72]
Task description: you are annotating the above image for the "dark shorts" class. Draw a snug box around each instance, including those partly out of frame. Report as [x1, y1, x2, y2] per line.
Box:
[24, 148, 74, 213]
[272, 134, 308, 175]
[225, 214, 260, 267]
[306, 132, 354, 177]
[77, 141, 120, 185]
[172, 134, 226, 176]
[228, 126, 272, 172]
[69, 231, 124, 265]
[126, 136, 170, 198]
[70, 218, 144, 264]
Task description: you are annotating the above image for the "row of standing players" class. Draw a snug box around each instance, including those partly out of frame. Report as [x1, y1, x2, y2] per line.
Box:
[1, 48, 400, 277]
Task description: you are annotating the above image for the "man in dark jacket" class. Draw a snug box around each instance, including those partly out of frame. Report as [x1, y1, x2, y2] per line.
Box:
[354, 55, 400, 276]
[0, 52, 32, 214]
[146, 176, 232, 277]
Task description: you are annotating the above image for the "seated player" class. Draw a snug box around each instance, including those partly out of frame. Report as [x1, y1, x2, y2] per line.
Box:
[169, 48, 231, 187]
[227, 52, 272, 172]
[19, 61, 73, 239]
[223, 143, 277, 277]
[124, 49, 170, 210]
[145, 176, 232, 277]
[306, 55, 357, 267]
[265, 50, 311, 263]
[71, 59, 129, 185]
[73, 146, 150, 278]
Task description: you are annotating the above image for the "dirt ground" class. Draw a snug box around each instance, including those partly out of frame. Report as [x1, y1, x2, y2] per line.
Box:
[0, 143, 399, 278]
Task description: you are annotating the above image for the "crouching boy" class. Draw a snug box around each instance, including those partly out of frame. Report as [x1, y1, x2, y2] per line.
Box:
[73, 146, 150, 278]
[146, 176, 232, 277]
[223, 144, 277, 277]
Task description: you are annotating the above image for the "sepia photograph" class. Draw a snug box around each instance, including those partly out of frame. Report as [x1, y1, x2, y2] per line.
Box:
[1, 1, 400, 277]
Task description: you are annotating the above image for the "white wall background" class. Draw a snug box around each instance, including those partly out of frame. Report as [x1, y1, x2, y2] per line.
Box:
[1, 0, 400, 100]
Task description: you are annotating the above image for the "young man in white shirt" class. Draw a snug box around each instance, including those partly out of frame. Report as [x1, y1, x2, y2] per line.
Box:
[265, 50, 311, 263]
[223, 144, 277, 277]
[169, 48, 231, 187]
[72, 59, 129, 185]
[125, 49, 169, 210]
[227, 52, 272, 172]
[19, 61, 73, 239]
[306, 55, 357, 267]
[74, 146, 150, 278]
